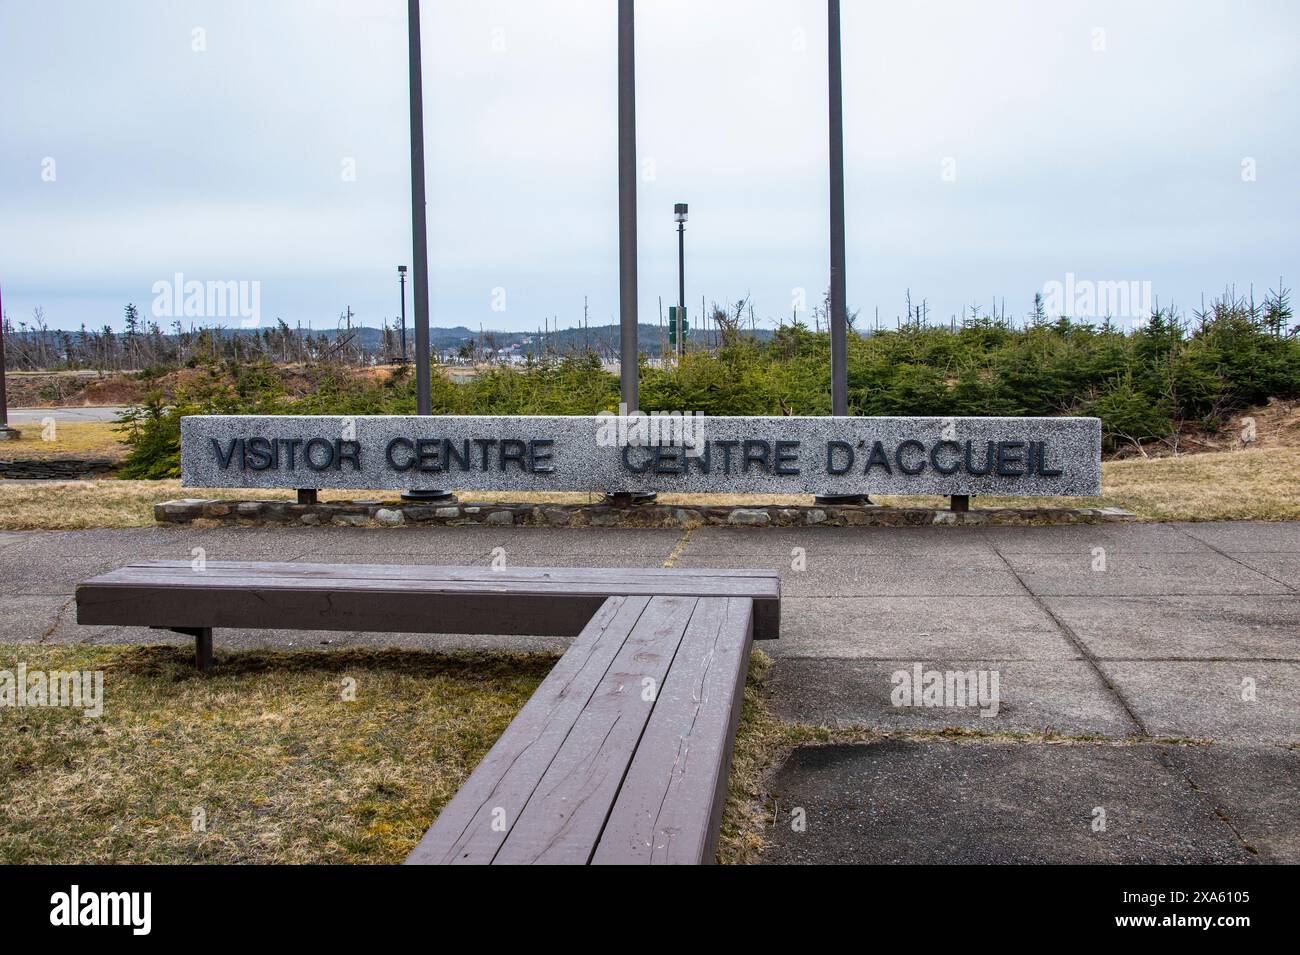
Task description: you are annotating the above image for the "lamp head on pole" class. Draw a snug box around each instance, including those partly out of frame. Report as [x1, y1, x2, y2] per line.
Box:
[397, 265, 407, 274]
[674, 202, 688, 223]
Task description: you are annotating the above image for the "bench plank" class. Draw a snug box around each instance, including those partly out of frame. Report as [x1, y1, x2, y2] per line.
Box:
[107, 560, 778, 586]
[493, 595, 702, 864]
[591, 596, 754, 864]
[405, 595, 649, 864]
[76, 561, 780, 639]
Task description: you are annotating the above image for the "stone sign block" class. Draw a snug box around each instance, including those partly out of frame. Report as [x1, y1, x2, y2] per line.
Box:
[180, 414, 1102, 496]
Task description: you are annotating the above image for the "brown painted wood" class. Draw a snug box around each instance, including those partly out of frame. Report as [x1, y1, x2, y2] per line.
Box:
[405, 595, 649, 864]
[76, 561, 780, 639]
[78, 584, 608, 638]
[195, 628, 213, 672]
[493, 594, 702, 864]
[77, 557, 769, 863]
[591, 596, 753, 864]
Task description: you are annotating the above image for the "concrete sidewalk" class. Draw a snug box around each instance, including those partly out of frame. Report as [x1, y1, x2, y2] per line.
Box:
[1, 520, 1296, 863]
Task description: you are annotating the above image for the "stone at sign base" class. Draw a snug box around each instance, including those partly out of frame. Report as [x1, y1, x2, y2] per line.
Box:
[0, 426, 22, 441]
[154, 498, 1136, 529]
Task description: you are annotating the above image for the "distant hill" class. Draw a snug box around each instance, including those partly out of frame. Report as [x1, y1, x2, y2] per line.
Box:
[199, 322, 773, 354]
[2, 320, 775, 370]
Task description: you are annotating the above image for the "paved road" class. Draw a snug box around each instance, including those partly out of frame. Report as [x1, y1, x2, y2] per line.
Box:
[6, 405, 129, 423]
[1, 520, 1296, 863]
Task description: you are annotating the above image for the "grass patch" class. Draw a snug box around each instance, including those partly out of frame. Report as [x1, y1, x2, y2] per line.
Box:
[0, 644, 552, 864]
[0, 482, 384, 530]
[0, 422, 127, 462]
[0, 643, 782, 864]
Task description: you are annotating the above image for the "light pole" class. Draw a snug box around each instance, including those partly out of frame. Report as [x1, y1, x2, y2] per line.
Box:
[608, 0, 655, 507]
[397, 265, 408, 362]
[828, 0, 848, 417]
[0, 282, 18, 441]
[618, 0, 638, 413]
[674, 202, 687, 359]
[402, 0, 451, 503]
[408, 0, 431, 415]
[820, 0, 868, 505]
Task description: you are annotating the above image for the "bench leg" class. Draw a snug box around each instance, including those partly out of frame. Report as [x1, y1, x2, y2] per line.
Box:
[169, 627, 214, 672]
[194, 628, 214, 673]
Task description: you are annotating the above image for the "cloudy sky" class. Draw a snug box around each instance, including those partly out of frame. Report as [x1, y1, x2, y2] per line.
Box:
[1, 0, 1296, 334]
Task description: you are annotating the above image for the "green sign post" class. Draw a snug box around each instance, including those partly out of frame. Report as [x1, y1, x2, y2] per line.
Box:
[668, 305, 688, 348]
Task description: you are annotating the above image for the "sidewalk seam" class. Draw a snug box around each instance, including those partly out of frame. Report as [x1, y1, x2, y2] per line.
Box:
[1154, 748, 1261, 859]
[985, 538, 1151, 738]
[1176, 527, 1300, 593]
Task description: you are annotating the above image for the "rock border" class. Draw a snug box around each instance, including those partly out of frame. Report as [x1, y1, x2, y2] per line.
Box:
[155, 498, 1137, 528]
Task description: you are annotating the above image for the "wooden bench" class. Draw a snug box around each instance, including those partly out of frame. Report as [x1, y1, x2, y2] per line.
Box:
[75, 560, 780, 671]
[75, 560, 780, 864]
[406, 592, 757, 864]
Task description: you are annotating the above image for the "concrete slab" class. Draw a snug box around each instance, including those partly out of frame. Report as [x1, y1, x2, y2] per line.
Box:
[1176, 521, 1300, 553]
[1043, 595, 1300, 660]
[284, 526, 503, 558]
[1102, 661, 1300, 743]
[1000, 551, 1290, 596]
[980, 522, 1215, 554]
[0, 531, 36, 551]
[1225, 552, 1300, 588]
[0, 552, 120, 596]
[437, 526, 683, 558]
[0, 594, 76, 643]
[0, 527, 218, 560]
[1157, 744, 1300, 863]
[683, 544, 1008, 572]
[762, 740, 1252, 864]
[768, 596, 1077, 660]
[767, 657, 1138, 736]
[685, 525, 999, 557]
[449, 527, 681, 563]
[673, 554, 1025, 597]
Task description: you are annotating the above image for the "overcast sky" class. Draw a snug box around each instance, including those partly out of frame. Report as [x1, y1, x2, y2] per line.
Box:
[2, 0, 1297, 334]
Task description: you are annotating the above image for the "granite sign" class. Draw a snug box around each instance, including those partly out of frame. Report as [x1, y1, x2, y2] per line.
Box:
[180, 414, 1101, 496]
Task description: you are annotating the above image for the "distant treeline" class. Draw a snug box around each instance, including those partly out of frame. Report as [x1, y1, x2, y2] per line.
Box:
[116, 289, 1299, 478]
[3, 301, 775, 372]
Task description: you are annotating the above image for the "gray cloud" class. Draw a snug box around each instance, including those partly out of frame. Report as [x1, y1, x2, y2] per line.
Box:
[1, 0, 1296, 333]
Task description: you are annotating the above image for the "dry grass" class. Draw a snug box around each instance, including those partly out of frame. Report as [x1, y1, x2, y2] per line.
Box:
[0, 482, 393, 530]
[0, 642, 781, 864]
[0, 644, 553, 864]
[0, 421, 128, 462]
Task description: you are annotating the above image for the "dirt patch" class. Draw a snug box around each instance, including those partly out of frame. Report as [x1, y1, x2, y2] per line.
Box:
[1110, 397, 1300, 459]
